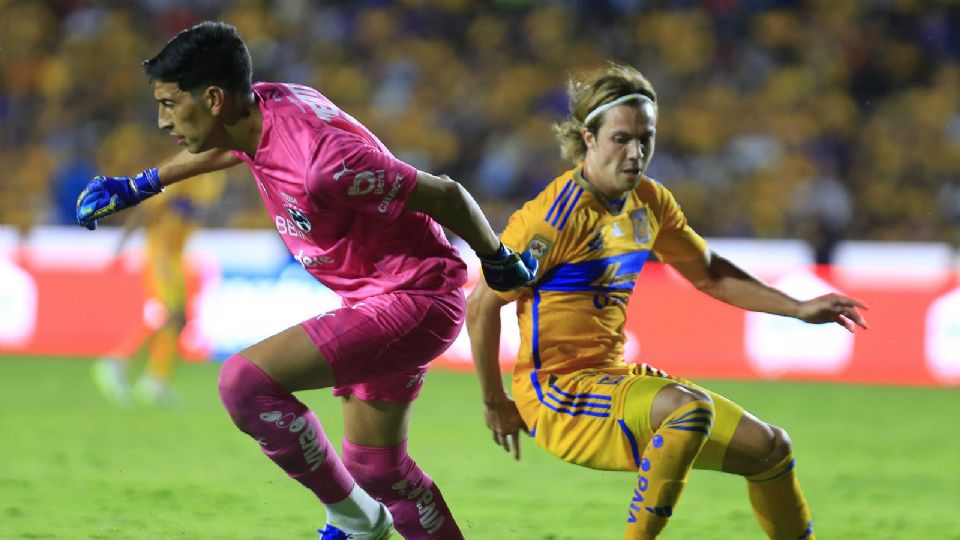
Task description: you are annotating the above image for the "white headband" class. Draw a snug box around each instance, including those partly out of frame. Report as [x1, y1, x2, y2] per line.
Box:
[583, 93, 655, 126]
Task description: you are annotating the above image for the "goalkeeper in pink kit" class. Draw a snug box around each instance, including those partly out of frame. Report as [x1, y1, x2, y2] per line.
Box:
[76, 21, 536, 540]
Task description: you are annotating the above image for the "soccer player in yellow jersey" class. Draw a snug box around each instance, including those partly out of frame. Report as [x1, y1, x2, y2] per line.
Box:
[94, 170, 227, 406]
[466, 63, 868, 540]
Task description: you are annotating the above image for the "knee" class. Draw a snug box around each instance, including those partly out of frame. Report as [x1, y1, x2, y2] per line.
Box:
[341, 439, 415, 488]
[217, 354, 282, 428]
[650, 384, 714, 430]
[766, 424, 793, 464]
[742, 424, 793, 477]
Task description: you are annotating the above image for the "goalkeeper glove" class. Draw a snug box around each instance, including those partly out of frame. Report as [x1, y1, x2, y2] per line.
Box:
[479, 243, 538, 292]
[76, 168, 163, 230]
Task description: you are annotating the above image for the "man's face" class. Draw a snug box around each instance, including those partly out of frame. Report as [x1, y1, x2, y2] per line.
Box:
[583, 101, 657, 200]
[153, 81, 216, 153]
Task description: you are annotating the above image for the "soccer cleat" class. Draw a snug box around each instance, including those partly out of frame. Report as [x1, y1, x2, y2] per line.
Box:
[134, 374, 181, 408]
[318, 503, 393, 540]
[92, 358, 134, 407]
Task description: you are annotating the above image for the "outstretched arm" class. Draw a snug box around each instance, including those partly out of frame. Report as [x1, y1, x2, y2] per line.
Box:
[670, 250, 869, 332]
[406, 171, 537, 291]
[465, 280, 527, 461]
[156, 148, 242, 187]
[76, 148, 241, 230]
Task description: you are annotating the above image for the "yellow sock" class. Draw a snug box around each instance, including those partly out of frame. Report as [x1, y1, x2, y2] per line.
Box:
[625, 400, 713, 540]
[145, 326, 179, 381]
[746, 453, 815, 539]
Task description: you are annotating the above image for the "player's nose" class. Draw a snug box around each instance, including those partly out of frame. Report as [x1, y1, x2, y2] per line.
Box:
[157, 109, 173, 131]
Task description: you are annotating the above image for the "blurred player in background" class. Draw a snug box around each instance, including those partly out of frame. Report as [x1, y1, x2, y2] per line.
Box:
[76, 21, 535, 540]
[466, 63, 869, 540]
[93, 170, 226, 407]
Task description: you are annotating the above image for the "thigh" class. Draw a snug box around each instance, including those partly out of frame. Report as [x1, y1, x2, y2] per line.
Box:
[341, 394, 414, 447]
[533, 365, 652, 472]
[632, 369, 745, 471]
[240, 323, 336, 392]
[532, 364, 745, 472]
[321, 289, 464, 403]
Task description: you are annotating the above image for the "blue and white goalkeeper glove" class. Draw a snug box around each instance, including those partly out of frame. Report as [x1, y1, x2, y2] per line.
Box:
[479, 243, 539, 292]
[76, 168, 163, 230]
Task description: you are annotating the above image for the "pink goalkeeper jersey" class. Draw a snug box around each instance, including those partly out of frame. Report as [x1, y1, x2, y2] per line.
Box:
[230, 82, 467, 300]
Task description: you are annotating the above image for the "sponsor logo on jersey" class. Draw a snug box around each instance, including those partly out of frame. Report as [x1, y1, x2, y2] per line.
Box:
[526, 235, 553, 260]
[378, 174, 405, 213]
[275, 214, 307, 239]
[279, 191, 299, 204]
[286, 207, 313, 233]
[348, 170, 385, 196]
[294, 248, 334, 268]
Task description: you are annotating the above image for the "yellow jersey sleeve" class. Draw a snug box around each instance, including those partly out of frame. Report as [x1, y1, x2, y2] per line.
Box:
[496, 174, 581, 302]
[649, 180, 708, 264]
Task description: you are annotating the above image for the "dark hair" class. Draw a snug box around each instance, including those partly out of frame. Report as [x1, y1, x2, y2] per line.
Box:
[143, 21, 253, 96]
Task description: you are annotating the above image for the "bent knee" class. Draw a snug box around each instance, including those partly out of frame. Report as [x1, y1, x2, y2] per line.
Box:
[734, 422, 794, 477]
[217, 354, 286, 428]
[650, 383, 714, 430]
[766, 424, 793, 464]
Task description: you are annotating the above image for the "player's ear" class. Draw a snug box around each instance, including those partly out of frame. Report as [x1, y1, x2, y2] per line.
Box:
[581, 127, 597, 151]
[205, 86, 226, 115]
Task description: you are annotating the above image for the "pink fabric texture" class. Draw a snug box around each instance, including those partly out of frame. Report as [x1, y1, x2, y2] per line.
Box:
[217, 354, 355, 504]
[230, 82, 467, 301]
[301, 288, 465, 403]
[342, 439, 464, 540]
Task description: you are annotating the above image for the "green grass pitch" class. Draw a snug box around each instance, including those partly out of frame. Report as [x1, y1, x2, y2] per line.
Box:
[1, 356, 958, 539]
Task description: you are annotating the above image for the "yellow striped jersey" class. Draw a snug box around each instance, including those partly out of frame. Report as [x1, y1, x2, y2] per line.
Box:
[496, 167, 709, 428]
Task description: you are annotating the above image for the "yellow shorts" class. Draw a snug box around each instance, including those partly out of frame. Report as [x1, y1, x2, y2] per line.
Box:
[532, 363, 744, 472]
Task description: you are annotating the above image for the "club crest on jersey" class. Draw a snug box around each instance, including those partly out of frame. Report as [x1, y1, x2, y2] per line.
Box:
[630, 209, 650, 244]
[286, 207, 312, 233]
[526, 235, 553, 260]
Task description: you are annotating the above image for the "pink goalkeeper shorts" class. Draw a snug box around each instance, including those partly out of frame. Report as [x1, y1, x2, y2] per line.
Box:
[300, 288, 465, 403]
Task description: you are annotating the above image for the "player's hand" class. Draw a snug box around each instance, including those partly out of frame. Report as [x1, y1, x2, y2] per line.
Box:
[479, 243, 538, 292]
[76, 168, 163, 230]
[483, 395, 529, 461]
[796, 293, 869, 332]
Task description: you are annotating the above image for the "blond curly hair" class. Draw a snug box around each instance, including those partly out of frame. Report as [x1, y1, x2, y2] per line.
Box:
[552, 62, 657, 164]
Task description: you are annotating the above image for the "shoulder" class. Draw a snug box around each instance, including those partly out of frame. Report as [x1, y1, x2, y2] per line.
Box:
[635, 175, 678, 209]
[521, 169, 587, 226]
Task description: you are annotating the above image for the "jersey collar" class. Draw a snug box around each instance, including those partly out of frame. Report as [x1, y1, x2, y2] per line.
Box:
[573, 167, 629, 216]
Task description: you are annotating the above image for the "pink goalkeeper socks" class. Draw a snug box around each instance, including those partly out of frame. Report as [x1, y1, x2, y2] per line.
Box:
[217, 354, 355, 504]
[342, 439, 464, 539]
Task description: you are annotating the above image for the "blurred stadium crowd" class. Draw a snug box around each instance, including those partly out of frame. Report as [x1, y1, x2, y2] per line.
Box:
[2, 0, 959, 256]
